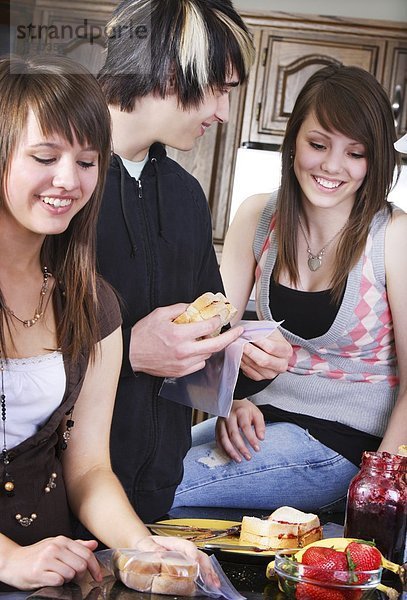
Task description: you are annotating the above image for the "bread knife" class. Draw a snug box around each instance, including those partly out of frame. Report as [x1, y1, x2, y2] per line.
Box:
[144, 523, 241, 541]
[202, 542, 272, 552]
[202, 542, 298, 553]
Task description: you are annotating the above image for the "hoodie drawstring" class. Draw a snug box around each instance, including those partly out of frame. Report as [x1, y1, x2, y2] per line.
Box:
[117, 155, 138, 257]
[151, 157, 168, 243]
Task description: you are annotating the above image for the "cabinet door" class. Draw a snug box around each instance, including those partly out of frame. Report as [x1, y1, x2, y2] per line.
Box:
[28, 1, 115, 75]
[246, 29, 386, 145]
[382, 40, 407, 138]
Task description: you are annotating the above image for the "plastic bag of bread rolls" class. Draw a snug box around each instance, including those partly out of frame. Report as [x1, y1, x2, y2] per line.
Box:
[114, 550, 197, 595]
[96, 549, 245, 599]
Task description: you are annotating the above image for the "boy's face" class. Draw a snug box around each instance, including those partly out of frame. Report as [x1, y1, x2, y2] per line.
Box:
[151, 70, 239, 151]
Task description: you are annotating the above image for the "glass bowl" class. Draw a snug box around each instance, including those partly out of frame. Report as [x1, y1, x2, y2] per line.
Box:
[274, 551, 382, 599]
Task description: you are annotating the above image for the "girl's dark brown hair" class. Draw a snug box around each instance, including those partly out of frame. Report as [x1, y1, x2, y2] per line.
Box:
[274, 64, 400, 303]
[0, 54, 111, 361]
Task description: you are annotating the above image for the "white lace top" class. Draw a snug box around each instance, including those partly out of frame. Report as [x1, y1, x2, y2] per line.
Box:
[1, 351, 66, 449]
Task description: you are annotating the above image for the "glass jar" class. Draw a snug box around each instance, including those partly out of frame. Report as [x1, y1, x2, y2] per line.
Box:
[344, 451, 407, 564]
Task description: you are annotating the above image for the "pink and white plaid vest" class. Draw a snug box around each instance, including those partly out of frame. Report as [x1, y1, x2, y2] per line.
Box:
[251, 195, 399, 436]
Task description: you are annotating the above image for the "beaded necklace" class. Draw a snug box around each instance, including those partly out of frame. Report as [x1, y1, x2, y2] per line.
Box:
[0, 267, 75, 526]
[4, 267, 51, 328]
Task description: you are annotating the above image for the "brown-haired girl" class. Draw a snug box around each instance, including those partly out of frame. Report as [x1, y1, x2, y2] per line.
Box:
[0, 54, 216, 591]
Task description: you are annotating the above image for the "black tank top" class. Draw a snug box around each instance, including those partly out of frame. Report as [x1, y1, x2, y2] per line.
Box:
[234, 277, 381, 467]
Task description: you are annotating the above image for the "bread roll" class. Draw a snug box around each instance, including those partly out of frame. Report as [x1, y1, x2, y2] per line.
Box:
[173, 292, 237, 336]
[160, 553, 199, 579]
[151, 574, 197, 596]
[114, 551, 162, 592]
[113, 550, 198, 595]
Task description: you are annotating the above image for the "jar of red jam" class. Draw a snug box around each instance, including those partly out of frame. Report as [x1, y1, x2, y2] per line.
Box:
[344, 451, 406, 564]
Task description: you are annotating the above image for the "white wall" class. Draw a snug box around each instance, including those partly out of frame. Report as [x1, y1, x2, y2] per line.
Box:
[234, 0, 407, 22]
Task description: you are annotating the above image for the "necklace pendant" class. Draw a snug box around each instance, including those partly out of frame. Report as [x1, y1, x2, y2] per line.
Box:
[308, 255, 322, 271]
[15, 513, 37, 527]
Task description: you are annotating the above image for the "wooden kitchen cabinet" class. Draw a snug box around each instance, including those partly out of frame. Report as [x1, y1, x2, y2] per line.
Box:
[241, 12, 407, 146]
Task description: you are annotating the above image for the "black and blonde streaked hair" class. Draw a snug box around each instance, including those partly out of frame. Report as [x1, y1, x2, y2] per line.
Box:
[0, 54, 111, 361]
[274, 63, 400, 303]
[98, 0, 255, 111]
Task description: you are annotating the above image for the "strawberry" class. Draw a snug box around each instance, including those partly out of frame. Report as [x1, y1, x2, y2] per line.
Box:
[302, 547, 348, 568]
[346, 541, 382, 584]
[295, 582, 346, 600]
[302, 546, 349, 583]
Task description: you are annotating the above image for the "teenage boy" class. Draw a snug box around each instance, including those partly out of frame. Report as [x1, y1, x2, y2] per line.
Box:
[97, 0, 291, 521]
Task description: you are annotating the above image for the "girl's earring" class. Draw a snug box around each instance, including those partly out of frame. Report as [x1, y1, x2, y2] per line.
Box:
[290, 150, 295, 168]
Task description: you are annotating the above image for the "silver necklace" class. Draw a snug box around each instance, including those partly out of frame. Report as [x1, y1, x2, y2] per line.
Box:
[298, 218, 347, 272]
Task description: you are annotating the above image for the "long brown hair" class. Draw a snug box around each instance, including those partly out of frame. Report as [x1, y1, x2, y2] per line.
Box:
[274, 64, 400, 303]
[0, 55, 111, 361]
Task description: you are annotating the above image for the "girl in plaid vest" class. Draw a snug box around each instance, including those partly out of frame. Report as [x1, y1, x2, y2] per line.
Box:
[173, 64, 406, 512]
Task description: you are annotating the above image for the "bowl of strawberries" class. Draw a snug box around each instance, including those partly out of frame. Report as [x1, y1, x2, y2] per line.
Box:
[273, 540, 384, 600]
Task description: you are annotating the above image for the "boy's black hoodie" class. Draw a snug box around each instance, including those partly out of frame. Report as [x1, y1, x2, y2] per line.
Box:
[96, 144, 224, 521]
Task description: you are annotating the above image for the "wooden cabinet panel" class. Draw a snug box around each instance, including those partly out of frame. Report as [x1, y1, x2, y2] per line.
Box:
[14, 0, 116, 75]
[253, 30, 385, 144]
[382, 40, 407, 137]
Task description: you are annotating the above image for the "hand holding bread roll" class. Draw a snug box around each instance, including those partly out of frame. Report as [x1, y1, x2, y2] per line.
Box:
[173, 292, 237, 337]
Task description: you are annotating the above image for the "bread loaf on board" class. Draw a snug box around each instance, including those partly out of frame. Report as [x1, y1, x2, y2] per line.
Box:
[240, 506, 322, 549]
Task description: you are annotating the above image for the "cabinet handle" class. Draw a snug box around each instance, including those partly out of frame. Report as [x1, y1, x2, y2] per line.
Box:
[262, 47, 269, 67]
[391, 84, 402, 131]
[256, 102, 262, 121]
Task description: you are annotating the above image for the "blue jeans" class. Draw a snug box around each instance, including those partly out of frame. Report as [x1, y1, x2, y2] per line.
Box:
[172, 419, 359, 512]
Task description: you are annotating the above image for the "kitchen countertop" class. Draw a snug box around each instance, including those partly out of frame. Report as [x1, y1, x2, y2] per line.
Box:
[2, 508, 404, 600]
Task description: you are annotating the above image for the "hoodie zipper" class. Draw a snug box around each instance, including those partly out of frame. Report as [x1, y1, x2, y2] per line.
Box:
[137, 175, 156, 314]
[133, 171, 161, 508]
